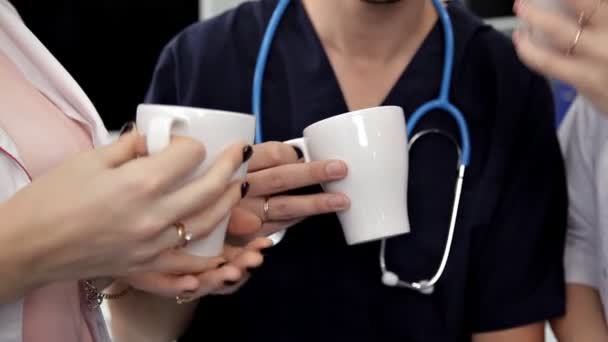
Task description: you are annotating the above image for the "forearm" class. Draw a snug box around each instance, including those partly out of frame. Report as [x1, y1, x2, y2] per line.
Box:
[108, 284, 198, 342]
[0, 201, 44, 302]
[551, 284, 608, 342]
[0, 254, 33, 303]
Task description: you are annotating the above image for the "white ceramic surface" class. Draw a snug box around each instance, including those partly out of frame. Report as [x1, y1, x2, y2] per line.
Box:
[137, 104, 255, 256]
[287, 106, 411, 245]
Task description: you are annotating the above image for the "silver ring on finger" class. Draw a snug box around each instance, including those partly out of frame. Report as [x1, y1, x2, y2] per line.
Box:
[174, 222, 193, 249]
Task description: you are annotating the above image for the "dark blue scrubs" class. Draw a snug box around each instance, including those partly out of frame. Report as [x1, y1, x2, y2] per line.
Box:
[146, 1, 567, 341]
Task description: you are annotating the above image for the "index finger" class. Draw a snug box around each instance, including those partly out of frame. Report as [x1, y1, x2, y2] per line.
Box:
[248, 141, 301, 172]
[160, 142, 251, 220]
[514, 29, 591, 89]
[564, 0, 608, 24]
[516, 0, 582, 52]
[119, 136, 207, 192]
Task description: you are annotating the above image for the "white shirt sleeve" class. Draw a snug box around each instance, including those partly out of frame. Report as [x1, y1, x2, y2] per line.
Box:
[558, 97, 600, 289]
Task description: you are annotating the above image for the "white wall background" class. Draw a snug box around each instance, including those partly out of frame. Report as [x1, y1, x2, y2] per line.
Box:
[195, 1, 556, 341]
[199, 0, 247, 19]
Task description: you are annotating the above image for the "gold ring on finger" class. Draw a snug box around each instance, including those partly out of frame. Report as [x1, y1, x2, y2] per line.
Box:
[262, 197, 271, 223]
[567, 20, 584, 56]
[174, 222, 193, 249]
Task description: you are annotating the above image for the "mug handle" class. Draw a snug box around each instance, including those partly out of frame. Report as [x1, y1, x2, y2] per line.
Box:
[267, 137, 309, 246]
[146, 115, 189, 154]
[284, 137, 310, 162]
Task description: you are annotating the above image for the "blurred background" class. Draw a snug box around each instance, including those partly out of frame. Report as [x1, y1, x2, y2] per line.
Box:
[11, 0, 560, 131]
[8, 1, 565, 340]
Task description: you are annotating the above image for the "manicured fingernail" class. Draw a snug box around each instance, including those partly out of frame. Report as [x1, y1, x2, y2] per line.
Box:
[293, 146, 304, 160]
[261, 239, 274, 249]
[242, 145, 254, 163]
[176, 290, 196, 304]
[224, 280, 238, 287]
[241, 182, 250, 198]
[325, 161, 347, 179]
[119, 121, 136, 136]
[328, 195, 349, 210]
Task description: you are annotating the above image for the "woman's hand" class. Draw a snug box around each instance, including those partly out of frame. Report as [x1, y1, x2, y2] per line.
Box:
[227, 141, 350, 243]
[109, 238, 272, 342]
[514, 0, 608, 113]
[0, 130, 251, 297]
[124, 237, 272, 299]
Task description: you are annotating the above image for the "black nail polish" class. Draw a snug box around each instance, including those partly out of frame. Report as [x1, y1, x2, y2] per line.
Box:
[224, 280, 238, 287]
[293, 146, 304, 160]
[119, 121, 136, 136]
[242, 145, 254, 163]
[241, 182, 250, 198]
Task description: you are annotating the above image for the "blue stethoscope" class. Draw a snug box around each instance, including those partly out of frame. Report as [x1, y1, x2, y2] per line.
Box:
[252, 0, 471, 295]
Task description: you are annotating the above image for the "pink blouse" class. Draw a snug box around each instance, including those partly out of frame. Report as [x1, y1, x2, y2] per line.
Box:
[0, 47, 97, 342]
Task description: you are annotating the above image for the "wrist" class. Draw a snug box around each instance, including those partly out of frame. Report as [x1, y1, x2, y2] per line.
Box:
[0, 201, 44, 301]
[109, 288, 199, 342]
[4, 189, 92, 287]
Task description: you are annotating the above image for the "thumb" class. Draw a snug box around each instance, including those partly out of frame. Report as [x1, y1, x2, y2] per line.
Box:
[98, 129, 148, 167]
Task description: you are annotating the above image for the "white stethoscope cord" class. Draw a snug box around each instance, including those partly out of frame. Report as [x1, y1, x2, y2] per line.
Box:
[380, 130, 465, 294]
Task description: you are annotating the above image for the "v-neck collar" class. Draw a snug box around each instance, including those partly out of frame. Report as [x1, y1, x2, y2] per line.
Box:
[293, 0, 443, 112]
[264, 0, 485, 139]
[297, 0, 443, 113]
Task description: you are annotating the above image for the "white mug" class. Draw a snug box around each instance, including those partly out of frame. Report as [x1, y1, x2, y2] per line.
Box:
[286, 106, 411, 245]
[136, 104, 255, 256]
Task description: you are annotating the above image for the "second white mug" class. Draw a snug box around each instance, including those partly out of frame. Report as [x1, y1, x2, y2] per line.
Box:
[286, 106, 411, 245]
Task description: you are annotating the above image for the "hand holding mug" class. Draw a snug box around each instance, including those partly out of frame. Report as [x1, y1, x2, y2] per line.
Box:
[108, 237, 272, 342]
[4, 129, 250, 299]
[136, 104, 255, 256]
[233, 106, 411, 246]
[230, 141, 350, 244]
[122, 237, 273, 300]
[514, 0, 608, 113]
